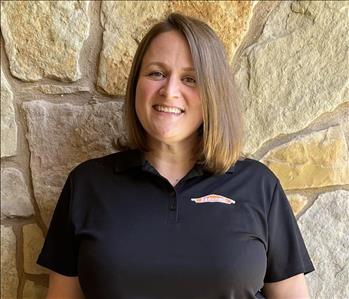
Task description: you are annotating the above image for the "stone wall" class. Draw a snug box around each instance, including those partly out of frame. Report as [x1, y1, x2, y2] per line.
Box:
[1, 1, 348, 298]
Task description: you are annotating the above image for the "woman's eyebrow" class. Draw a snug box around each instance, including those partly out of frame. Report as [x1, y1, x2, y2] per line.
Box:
[144, 61, 195, 72]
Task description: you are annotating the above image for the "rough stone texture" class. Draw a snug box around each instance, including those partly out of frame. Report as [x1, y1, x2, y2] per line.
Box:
[23, 280, 47, 299]
[169, 1, 253, 60]
[1, 69, 17, 157]
[261, 125, 349, 190]
[1, 226, 18, 299]
[98, 1, 253, 95]
[36, 85, 90, 95]
[23, 224, 48, 275]
[235, 1, 349, 155]
[0, 1, 90, 82]
[298, 190, 349, 299]
[22, 100, 124, 226]
[288, 193, 308, 216]
[340, 104, 349, 146]
[1, 168, 34, 219]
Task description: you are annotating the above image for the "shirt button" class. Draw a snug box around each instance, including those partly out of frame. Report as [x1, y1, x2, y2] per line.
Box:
[170, 202, 177, 210]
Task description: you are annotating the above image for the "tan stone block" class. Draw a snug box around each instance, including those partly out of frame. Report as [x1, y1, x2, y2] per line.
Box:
[340, 104, 349, 141]
[23, 280, 47, 299]
[23, 224, 48, 275]
[287, 193, 308, 216]
[1, 69, 17, 157]
[98, 1, 253, 95]
[1, 226, 18, 299]
[298, 190, 349, 299]
[1, 167, 34, 219]
[1, 1, 90, 82]
[36, 85, 90, 95]
[22, 100, 124, 226]
[235, 1, 349, 155]
[261, 126, 349, 190]
[170, 1, 253, 60]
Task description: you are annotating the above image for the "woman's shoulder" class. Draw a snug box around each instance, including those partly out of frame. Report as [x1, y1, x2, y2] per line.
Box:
[69, 149, 139, 177]
[234, 157, 279, 185]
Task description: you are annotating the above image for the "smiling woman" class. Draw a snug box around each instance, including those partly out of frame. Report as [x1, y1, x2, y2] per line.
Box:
[37, 12, 315, 299]
[123, 13, 245, 175]
[135, 30, 203, 156]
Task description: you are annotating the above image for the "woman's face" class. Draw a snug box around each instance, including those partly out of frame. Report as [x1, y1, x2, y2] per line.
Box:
[135, 30, 203, 147]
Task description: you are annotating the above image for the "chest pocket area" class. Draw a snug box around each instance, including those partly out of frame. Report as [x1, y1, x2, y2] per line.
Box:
[191, 197, 267, 250]
[232, 200, 267, 250]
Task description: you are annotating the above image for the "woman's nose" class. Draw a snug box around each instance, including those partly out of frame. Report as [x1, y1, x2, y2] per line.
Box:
[159, 76, 180, 99]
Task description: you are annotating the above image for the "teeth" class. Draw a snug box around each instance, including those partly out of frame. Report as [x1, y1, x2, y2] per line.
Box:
[154, 105, 183, 114]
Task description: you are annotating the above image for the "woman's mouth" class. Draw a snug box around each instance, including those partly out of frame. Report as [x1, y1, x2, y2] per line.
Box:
[153, 105, 184, 115]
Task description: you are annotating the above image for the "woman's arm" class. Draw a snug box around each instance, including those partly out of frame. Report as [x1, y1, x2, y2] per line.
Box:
[46, 271, 85, 299]
[261, 273, 311, 299]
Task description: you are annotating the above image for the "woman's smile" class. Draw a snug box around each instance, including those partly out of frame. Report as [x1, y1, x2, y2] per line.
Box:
[153, 104, 185, 116]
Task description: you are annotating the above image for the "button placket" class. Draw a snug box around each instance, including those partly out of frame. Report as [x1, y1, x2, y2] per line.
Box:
[167, 188, 178, 224]
[168, 190, 176, 210]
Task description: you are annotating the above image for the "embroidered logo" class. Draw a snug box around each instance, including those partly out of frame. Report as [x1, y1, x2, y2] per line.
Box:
[191, 194, 235, 205]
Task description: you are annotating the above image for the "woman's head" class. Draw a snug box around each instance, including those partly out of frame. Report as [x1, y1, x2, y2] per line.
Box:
[134, 29, 203, 153]
[123, 12, 246, 174]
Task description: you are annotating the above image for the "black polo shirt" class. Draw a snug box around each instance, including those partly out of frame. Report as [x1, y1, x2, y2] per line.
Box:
[37, 149, 315, 299]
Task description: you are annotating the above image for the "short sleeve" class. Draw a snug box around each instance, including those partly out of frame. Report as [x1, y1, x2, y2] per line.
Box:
[36, 173, 79, 276]
[264, 179, 315, 282]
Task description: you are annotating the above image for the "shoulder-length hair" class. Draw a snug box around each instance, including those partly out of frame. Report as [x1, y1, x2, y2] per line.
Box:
[119, 12, 246, 174]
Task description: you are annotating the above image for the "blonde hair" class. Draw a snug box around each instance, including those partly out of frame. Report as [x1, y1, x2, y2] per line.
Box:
[119, 12, 246, 174]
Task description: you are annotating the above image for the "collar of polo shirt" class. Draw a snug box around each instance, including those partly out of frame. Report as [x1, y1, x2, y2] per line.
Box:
[113, 149, 237, 176]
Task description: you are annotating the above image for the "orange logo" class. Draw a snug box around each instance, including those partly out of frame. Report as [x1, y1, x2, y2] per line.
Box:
[191, 194, 235, 205]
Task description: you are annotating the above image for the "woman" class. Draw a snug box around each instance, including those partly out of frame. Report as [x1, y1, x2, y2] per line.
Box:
[37, 13, 315, 299]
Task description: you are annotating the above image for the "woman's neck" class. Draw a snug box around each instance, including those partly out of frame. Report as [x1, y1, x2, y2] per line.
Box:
[144, 137, 199, 186]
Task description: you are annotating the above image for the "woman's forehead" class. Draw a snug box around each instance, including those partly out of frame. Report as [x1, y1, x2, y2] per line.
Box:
[142, 31, 194, 68]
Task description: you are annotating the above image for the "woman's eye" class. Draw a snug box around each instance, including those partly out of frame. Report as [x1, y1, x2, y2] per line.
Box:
[183, 76, 196, 85]
[148, 71, 165, 79]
